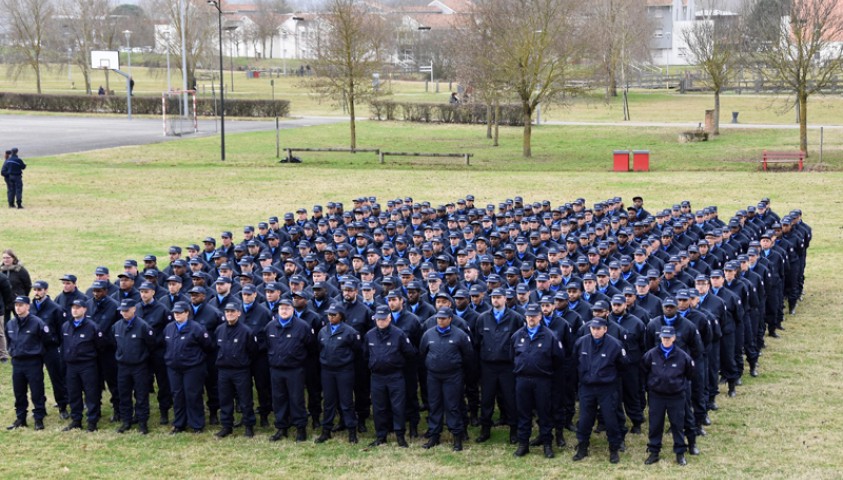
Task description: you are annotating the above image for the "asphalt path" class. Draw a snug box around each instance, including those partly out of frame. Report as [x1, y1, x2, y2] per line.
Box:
[0, 115, 348, 157]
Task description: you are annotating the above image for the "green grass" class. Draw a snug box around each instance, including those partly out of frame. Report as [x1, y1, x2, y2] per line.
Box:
[0, 124, 840, 478]
[5, 62, 843, 126]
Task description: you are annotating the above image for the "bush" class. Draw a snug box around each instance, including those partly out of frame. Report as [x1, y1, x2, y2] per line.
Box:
[369, 100, 525, 125]
[0, 92, 290, 118]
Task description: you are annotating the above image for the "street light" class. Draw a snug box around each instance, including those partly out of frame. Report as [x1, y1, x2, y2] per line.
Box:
[123, 29, 133, 120]
[208, 0, 226, 161]
[123, 30, 132, 76]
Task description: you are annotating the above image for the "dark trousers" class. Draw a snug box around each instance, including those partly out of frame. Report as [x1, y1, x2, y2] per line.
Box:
[464, 354, 480, 418]
[744, 312, 759, 365]
[427, 370, 464, 437]
[118, 362, 150, 424]
[305, 355, 322, 423]
[719, 330, 738, 381]
[647, 393, 687, 454]
[204, 354, 219, 414]
[251, 352, 272, 418]
[561, 362, 577, 426]
[12, 358, 46, 421]
[551, 369, 566, 431]
[371, 371, 406, 438]
[168, 364, 206, 429]
[692, 355, 708, 428]
[321, 365, 356, 430]
[619, 365, 644, 426]
[149, 348, 172, 413]
[403, 359, 421, 428]
[707, 340, 720, 405]
[219, 367, 255, 428]
[577, 383, 622, 450]
[98, 347, 119, 415]
[6, 175, 22, 206]
[353, 357, 371, 422]
[515, 375, 552, 444]
[764, 286, 781, 332]
[44, 346, 68, 409]
[480, 361, 516, 427]
[734, 320, 745, 377]
[270, 366, 307, 430]
[66, 361, 101, 424]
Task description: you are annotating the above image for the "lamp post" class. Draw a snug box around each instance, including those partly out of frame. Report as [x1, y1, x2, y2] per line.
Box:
[123, 30, 132, 75]
[208, 0, 225, 161]
[163, 30, 171, 92]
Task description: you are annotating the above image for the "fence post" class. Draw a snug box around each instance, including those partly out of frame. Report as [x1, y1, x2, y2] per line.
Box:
[275, 116, 280, 159]
[379, 152, 385, 164]
[464, 154, 470, 166]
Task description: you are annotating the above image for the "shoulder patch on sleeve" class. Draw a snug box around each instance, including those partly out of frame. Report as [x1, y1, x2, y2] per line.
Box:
[44, 326, 50, 333]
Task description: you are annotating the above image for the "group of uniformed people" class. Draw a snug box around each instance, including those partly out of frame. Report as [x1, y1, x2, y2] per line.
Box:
[5, 194, 810, 465]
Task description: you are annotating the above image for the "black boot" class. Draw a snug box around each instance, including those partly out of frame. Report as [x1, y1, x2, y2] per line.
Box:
[7, 419, 27, 430]
[209, 411, 219, 425]
[408, 424, 418, 439]
[215, 427, 233, 438]
[676, 452, 687, 465]
[609, 449, 620, 464]
[514, 443, 529, 457]
[644, 452, 660, 465]
[260, 414, 269, 428]
[475, 426, 491, 443]
[160, 411, 170, 425]
[34, 419, 44, 431]
[453, 436, 463, 452]
[117, 422, 132, 433]
[348, 430, 358, 444]
[244, 426, 254, 438]
[295, 426, 307, 442]
[86, 422, 98, 432]
[572, 443, 589, 461]
[543, 444, 554, 459]
[555, 430, 566, 448]
[630, 423, 642, 434]
[396, 433, 409, 448]
[728, 380, 737, 397]
[509, 426, 518, 445]
[269, 428, 287, 442]
[139, 423, 148, 435]
[315, 429, 332, 443]
[422, 435, 440, 449]
[368, 437, 387, 447]
[529, 437, 542, 447]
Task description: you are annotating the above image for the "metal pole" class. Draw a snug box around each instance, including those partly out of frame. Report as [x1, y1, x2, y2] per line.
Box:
[820, 126, 824, 164]
[180, 0, 189, 115]
[229, 30, 235, 92]
[214, 2, 226, 161]
[276, 116, 280, 158]
[165, 32, 171, 92]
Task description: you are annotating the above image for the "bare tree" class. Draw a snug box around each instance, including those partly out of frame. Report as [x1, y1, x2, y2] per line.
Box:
[588, 0, 652, 99]
[252, 0, 289, 58]
[746, 0, 843, 154]
[2, 0, 54, 93]
[469, 0, 583, 158]
[307, 0, 392, 149]
[682, 0, 742, 135]
[144, 0, 216, 90]
[56, 0, 114, 94]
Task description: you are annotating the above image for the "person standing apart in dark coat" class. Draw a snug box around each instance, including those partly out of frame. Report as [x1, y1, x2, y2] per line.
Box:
[1, 148, 25, 209]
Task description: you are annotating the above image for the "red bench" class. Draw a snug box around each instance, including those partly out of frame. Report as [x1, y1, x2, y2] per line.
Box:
[762, 150, 805, 171]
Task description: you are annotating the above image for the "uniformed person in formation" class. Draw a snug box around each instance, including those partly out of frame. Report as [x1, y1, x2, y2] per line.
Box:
[112, 299, 155, 434]
[163, 301, 213, 434]
[266, 298, 314, 442]
[511, 304, 563, 459]
[364, 304, 417, 447]
[572, 316, 629, 464]
[642, 326, 695, 466]
[315, 303, 361, 444]
[62, 299, 103, 432]
[7, 296, 48, 430]
[214, 302, 258, 438]
[419, 308, 474, 451]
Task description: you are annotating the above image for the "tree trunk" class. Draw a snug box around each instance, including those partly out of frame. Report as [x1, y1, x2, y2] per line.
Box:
[35, 63, 42, 94]
[799, 93, 808, 155]
[493, 100, 500, 147]
[486, 102, 492, 139]
[348, 85, 357, 149]
[713, 89, 720, 136]
[608, 69, 617, 98]
[522, 104, 533, 158]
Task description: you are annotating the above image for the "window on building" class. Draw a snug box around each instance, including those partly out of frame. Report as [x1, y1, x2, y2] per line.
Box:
[654, 29, 664, 39]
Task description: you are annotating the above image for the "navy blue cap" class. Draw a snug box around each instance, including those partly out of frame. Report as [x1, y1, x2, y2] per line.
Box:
[171, 301, 190, 313]
[118, 299, 136, 311]
[524, 304, 541, 316]
[659, 326, 676, 337]
[14, 295, 30, 304]
[60, 274, 78, 283]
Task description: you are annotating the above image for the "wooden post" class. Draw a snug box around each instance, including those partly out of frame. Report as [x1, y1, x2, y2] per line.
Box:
[464, 154, 470, 166]
[286, 148, 292, 162]
[379, 152, 385, 164]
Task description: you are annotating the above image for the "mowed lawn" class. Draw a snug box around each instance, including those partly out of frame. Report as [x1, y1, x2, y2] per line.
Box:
[0, 125, 840, 479]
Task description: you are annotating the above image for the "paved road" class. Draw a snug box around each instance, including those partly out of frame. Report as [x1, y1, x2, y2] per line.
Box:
[543, 120, 843, 130]
[0, 115, 348, 157]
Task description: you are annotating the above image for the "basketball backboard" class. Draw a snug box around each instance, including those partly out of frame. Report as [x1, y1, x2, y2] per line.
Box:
[91, 50, 119, 70]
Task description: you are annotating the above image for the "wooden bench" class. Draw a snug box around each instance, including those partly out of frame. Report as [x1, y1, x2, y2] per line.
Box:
[762, 150, 805, 171]
[379, 151, 474, 165]
[280, 147, 380, 163]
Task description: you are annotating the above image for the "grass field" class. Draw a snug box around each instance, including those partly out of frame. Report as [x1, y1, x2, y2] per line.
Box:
[0, 119, 840, 478]
[4, 63, 843, 127]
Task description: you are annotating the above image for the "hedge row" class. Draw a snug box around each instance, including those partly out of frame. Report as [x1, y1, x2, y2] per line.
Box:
[0, 93, 290, 118]
[369, 100, 526, 126]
